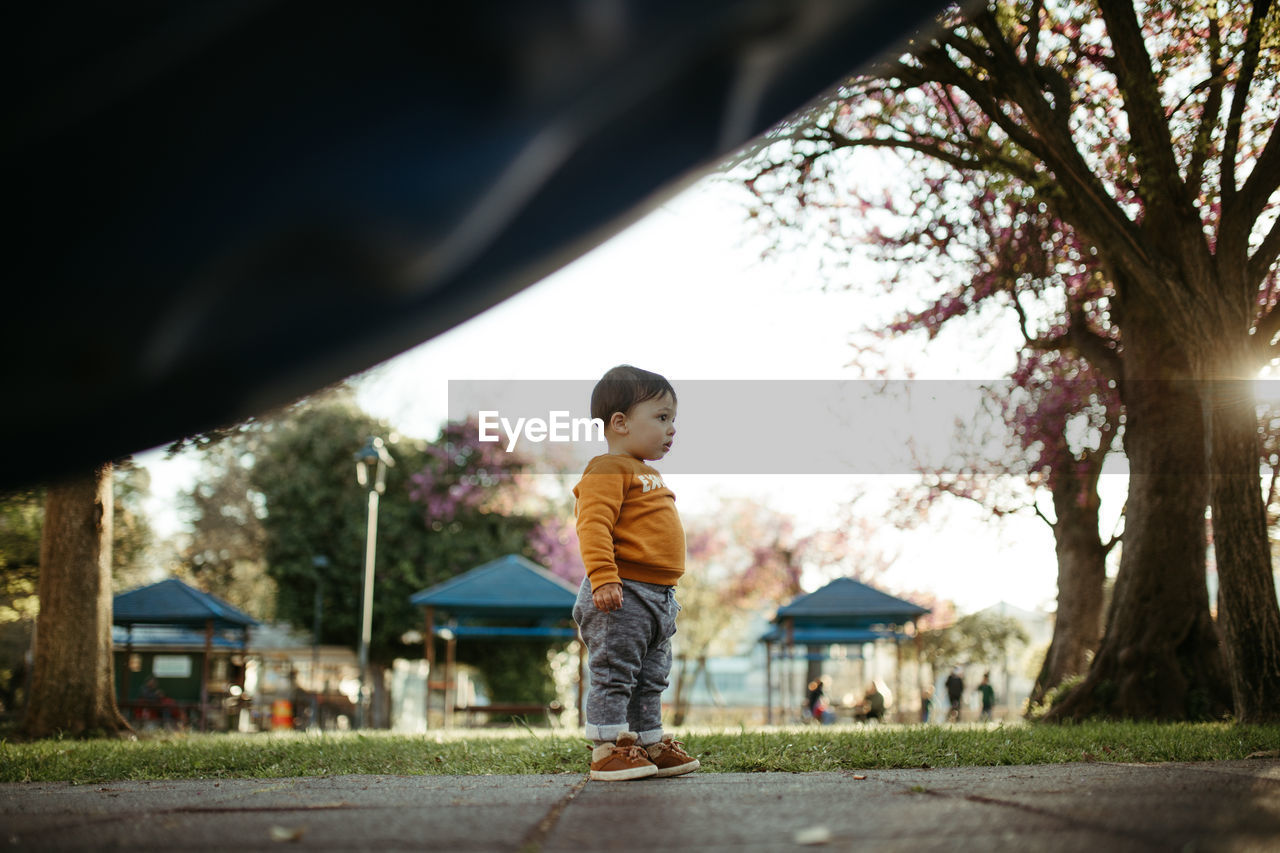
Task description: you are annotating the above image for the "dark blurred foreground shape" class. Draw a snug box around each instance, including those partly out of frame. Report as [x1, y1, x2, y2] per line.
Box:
[6, 0, 945, 487]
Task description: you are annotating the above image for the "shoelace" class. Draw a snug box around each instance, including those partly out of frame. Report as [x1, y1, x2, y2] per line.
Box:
[654, 739, 688, 756]
[587, 741, 650, 762]
[615, 744, 650, 762]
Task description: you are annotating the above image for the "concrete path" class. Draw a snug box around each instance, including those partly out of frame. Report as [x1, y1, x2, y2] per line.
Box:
[2, 760, 1278, 851]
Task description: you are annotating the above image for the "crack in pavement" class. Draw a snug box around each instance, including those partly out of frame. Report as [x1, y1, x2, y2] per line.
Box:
[954, 791, 1166, 850]
[883, 770, 1173, 852]
[519, 775, 589, 852]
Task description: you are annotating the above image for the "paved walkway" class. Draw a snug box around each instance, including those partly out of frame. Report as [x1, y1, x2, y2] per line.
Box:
[3, 760, 1278, 851]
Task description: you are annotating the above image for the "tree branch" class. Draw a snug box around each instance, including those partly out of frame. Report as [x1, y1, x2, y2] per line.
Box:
[1255, 310, 1280, 360]
[1250, 214, 1280, 294]
[1102, 529, 1123, 555]
[1102, 495, 1125, 555]
[1267, 459, 1280, 520]
[1032, 500, 1056, 529]
[1218, 1, 1279, 296]
[1236, 126, 1280, 233]
[1011, 290, 1033, 342]
[1024, 0, 1046, 65]
[935, 29, 1002, 79]
[1221, 0, 1273, 208]
[972, 7, 1070, 132]
[1083, 405, 1121, 476]
[1094, 0, 1185, 202]
[907, 45, 1051, 164]
[933, 9, 1158, 283]
[918, 472, 1039, 522]
[1075, 327, 1124, 384]
[822, 126, 999, 178]
[1186, 15, 1226, 195]
[1028, 311, 1124, 383]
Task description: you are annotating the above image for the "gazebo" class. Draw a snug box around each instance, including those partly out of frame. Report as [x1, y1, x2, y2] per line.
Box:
[408, 554, 581, 727]
[762, 577, 930, 724]
[113, 578, 259, 731]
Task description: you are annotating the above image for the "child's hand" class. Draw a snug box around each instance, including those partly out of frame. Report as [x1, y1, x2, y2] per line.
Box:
[592, 582, 623, 612]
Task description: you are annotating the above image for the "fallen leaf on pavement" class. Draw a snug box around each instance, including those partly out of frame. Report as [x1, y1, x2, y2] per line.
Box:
[794, 826, 832, 845]
[269, 826, 306, 843]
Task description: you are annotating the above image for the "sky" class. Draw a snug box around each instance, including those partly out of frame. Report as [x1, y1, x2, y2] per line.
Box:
[138, 169, 1111, 614]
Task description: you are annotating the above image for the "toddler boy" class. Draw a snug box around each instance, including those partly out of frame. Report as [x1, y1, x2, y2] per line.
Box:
[572, 364, 699, 781]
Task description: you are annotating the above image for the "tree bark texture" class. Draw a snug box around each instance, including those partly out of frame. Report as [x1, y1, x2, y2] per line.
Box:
[1097, 0, 1280, 722]
[1204, 379, 1280, 722]
[1029, 471, 1107, 708]
[1048, 310, 1230, 721]
[22, 465, 131, 738]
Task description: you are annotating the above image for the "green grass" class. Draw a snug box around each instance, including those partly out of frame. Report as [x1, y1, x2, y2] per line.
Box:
[2, 722, 1277, 784]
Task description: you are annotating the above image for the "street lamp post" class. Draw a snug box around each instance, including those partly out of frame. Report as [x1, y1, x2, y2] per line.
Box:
[310, 555, 329, 731]
[354, 436, 394, 730]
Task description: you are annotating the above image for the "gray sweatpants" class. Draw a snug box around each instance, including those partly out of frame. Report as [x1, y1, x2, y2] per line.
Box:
[573, 577, 679, 745]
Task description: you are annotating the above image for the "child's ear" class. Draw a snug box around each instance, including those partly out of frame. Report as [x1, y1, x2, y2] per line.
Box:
[608, 411, 628, 434]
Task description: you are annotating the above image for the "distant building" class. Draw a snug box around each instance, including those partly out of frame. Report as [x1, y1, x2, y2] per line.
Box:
[963, 600, 1053, 718]
[112, 621, 357, 731]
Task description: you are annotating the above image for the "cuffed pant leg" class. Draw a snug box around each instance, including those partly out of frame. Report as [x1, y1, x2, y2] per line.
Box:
[626, 584, 679, 743]
[574, 578, 655, 742]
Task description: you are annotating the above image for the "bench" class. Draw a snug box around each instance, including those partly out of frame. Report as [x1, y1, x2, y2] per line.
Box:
[453, 701, 564, 726]
[119, 699, 201, 728]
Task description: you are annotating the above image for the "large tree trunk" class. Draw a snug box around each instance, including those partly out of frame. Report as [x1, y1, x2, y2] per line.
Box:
[1029, 467, 1108, 708]
[1203, 376, 1280, 722]
[1048, 307, 1230, 721]
[22, 465, 131, 738]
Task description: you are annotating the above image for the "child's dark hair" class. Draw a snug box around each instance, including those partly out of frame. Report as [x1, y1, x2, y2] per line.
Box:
[590, 365, 676, 423]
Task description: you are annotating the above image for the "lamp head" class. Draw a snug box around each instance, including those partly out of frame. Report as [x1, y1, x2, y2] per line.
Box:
[354, 436, 394, 491]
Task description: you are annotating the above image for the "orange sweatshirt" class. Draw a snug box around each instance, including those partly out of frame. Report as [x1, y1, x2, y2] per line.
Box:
[573, 453, 686, 590]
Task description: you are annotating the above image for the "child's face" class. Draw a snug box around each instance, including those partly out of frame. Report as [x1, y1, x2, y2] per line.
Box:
[612, 392, 676, 461]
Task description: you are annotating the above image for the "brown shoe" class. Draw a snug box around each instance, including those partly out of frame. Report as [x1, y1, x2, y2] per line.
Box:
[646, 734, 700, 778]
[589, 732, 658, 781]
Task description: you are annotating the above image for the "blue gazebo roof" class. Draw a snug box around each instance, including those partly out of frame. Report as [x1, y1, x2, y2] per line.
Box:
[761, 578, 927, 652]
[408, 554, 578, 621]
[773, 577, 929, 629]
[113, 578, 259, 631]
